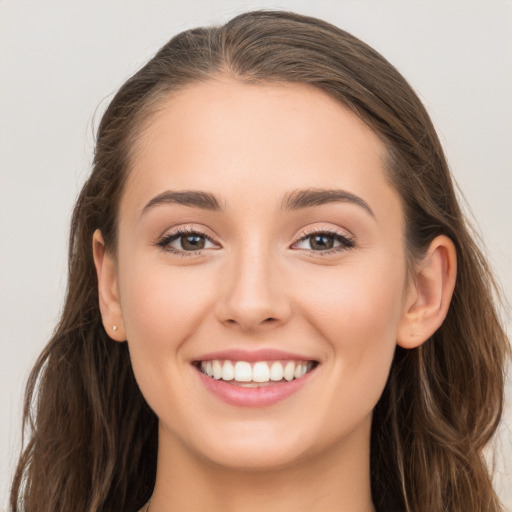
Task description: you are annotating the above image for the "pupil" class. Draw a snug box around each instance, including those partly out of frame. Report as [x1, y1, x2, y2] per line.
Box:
[311, 234, 334, 250]
[182, 234, 205, 250]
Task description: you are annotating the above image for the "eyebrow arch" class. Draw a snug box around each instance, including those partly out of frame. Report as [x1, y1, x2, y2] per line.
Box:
[281, 188, 374, 217]
[141, 190, 223, 216]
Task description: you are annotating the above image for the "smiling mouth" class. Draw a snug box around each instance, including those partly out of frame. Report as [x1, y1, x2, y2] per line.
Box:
[194, 359, 319, 387]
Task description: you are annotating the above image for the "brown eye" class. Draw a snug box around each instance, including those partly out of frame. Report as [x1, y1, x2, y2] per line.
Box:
[157, 229, 218, 254]
[180, 234, 206, 250]
[293, 230, 355, 253]
[309, 234, 335, 250]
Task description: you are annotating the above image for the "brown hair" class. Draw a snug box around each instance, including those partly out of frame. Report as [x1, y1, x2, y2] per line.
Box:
[10, 10, 509, 512]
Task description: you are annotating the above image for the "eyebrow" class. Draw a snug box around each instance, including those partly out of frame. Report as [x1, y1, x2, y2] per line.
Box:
[141, 190, 223, 216]
[141, 187, 374, 217]
[281, 188, 374, 217]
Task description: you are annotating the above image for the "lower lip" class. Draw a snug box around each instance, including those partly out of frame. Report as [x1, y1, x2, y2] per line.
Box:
[196, 367, 315, 407]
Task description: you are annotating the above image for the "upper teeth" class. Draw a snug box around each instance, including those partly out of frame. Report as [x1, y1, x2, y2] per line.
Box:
[200, 360, 313, 383]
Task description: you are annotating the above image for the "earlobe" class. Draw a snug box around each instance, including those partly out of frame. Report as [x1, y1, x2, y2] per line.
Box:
[92, 229, 126, 342]
[397, 235, 457, 349]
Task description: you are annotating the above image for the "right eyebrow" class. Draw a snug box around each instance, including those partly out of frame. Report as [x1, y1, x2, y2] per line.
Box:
[140, 190, 223, 217]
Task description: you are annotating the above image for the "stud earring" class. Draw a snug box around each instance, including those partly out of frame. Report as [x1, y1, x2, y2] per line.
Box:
[112, 325, 118, 332]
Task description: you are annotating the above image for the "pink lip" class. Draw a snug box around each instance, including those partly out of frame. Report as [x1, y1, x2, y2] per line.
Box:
[194, 364, 317, 408]
[193, 348, 315, 363]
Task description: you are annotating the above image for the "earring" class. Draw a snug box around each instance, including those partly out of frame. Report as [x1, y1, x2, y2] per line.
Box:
[112, 325, 118, 332]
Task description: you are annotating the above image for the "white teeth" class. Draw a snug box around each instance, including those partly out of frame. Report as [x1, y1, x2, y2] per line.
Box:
[222, 360, 234, 381]
[252, 362, 270, 382]
[200, 359, 315, 383]
[283, 361, 295, 381]
[294, 363, 308, 379]
[234, 361, 252, 382]
[270, 361, 284, 381]
[212, 360, 222, 380]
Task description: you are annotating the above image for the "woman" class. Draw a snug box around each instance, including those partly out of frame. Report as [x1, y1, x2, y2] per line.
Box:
[10, 10, 509, 512]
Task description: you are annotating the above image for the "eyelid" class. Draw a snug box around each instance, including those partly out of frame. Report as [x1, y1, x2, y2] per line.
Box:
[154, 224, 355, 257]
[155, 225, 222, 256]
[290, 226, 355, 254]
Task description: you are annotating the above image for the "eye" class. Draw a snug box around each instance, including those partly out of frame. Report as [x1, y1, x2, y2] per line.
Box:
[292, 229, 355, 253]
[157, 228, 219, 255]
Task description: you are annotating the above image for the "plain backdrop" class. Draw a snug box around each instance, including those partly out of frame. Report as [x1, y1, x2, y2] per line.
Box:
[1, 1, 511, 510]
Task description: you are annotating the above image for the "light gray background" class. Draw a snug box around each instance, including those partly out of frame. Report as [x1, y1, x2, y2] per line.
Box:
[1, 1, 511, 510]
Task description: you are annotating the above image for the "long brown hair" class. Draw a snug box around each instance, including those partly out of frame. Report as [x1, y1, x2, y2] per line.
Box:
[10, 10, 509, 512]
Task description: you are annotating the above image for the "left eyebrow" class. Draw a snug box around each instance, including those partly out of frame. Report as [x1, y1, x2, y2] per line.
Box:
[281, 188, 375, 217]
[141, 190, 223, 217]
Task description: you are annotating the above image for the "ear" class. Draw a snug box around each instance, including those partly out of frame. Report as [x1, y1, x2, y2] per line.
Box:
[397, 235, 457, 349]
[92, 229, 126, 342]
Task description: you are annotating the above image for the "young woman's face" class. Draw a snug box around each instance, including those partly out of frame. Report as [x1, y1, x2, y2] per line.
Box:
[114, 79, 411, 470]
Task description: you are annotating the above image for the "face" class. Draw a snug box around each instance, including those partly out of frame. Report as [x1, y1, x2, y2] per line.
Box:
[110, 79, 411, 470]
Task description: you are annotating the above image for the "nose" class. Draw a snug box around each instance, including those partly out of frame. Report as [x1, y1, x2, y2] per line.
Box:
[215, 246, 292, 333]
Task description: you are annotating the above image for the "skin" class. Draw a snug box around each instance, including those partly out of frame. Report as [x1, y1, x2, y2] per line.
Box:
[93, 78, 456, 512]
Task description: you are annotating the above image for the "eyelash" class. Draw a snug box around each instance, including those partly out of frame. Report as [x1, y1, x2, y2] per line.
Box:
[155, 226, 355, 257]
[156, 227, 217, 257]
[292, 228, 355, 255]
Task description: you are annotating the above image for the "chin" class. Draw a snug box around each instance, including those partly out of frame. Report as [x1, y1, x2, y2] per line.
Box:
[199, 441, 309, 472]
[181, 419, 330, 473]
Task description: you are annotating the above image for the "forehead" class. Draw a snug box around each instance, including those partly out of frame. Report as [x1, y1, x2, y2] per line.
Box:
[121, 78, 400, 223]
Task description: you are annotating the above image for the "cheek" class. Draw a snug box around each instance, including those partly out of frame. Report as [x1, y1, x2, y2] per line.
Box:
[116, 256, 217, 395]
[300, 255, 405, 339]
[119, 261, 214, 348]
[294, 254, 406, 399]
[116, 260, 219, 420]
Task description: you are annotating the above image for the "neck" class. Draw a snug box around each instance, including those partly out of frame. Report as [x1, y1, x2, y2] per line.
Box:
[149, 420, 375, 512]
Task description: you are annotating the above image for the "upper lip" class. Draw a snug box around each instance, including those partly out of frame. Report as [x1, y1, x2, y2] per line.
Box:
[193, 348, 318, 363]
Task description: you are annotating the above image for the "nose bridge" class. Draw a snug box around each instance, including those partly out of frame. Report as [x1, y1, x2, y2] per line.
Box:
[216, 238, 290, 331]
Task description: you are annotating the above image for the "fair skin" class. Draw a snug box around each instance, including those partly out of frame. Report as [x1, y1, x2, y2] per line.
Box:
[93, 78, 456, 512]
